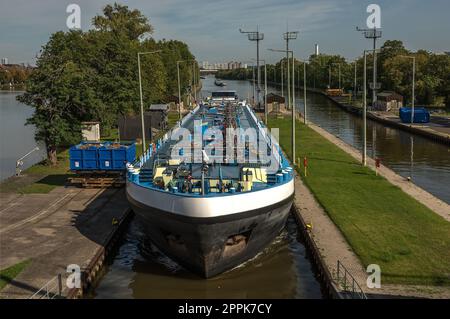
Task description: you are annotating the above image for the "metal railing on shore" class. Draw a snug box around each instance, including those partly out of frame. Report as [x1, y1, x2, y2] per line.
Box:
[336, 260, 367, 299]
[29, 274, 63, 299]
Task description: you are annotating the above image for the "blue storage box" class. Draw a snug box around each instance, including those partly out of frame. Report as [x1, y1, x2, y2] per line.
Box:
[82, 159, 98, 169]
[69, 141, 136, 171]
[399, 107, 430, 123]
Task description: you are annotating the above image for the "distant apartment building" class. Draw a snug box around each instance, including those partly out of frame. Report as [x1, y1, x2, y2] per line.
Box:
[1, 58, 8, 65]
[201, 61, 247, 70]
[228, 61, 242, 69]
[201, 61, 210, 69]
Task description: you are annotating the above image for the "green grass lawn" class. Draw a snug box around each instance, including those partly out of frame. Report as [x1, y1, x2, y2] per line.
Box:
[0, 260, 31, 291]
[269, 115, 450, 286]
[0, 149, 73, 194]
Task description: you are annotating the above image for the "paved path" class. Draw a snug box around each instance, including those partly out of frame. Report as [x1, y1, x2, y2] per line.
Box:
[0, 186, 130, 299]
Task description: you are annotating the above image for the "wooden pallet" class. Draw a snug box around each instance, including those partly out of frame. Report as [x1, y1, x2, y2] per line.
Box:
[68, 176, 125, 188]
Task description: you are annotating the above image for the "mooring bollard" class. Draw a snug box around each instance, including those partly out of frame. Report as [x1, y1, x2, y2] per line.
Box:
[375, 158, 381, 176]
[304, 156, 308, 177]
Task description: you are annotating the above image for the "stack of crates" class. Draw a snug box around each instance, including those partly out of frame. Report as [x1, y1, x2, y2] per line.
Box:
[70, 141, 136, 171]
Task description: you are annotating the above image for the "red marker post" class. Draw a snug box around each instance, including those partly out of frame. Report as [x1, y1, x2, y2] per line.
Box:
[375, 158, 381, 176]
[303, 157, 308, 177]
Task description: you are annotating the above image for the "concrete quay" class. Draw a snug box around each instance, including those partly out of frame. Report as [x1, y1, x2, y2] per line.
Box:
[326, 95, 450, 146]
[0, 186, 130, 299]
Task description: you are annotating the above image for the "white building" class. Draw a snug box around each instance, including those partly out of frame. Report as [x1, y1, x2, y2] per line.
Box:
[1, 58, 8, 65]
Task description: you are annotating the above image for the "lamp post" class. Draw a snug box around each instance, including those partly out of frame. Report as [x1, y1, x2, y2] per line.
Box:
[331, 63, 341, 89]
[357, 27, 382, 107]
[240, 27, 264, 107]
[328, 65, 332, 88]
[138, 50, 161, 154]
[252, 59, 268, 124]
[362, 49, 379, 166]
[269, 48, 295, 164]
[177, 59, 195, 121]
[300, 60, 307, 124]
[281, 59, 284, 98]
[399, 55, 416, 125]
[283, 31, 299, 110]
[354, 60, 358, 97]
[242, 60, 256, 105]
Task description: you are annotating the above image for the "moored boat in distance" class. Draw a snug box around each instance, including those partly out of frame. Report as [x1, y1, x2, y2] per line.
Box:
[214, 79, 226, 86]
[126, 91, 294, 278]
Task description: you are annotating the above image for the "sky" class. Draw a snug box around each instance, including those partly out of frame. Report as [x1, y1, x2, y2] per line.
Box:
[1, 0, 449, 65]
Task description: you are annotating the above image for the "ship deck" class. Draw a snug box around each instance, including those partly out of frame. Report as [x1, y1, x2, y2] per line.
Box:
[127, 99, 293, 197]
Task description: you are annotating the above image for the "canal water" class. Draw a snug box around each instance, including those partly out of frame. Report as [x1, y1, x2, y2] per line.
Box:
[0, 91, 45, 181]
[92, 216, 323, 298]
[92, 76, 449, 298]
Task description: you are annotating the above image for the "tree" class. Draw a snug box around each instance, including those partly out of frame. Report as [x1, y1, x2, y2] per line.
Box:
[18, 31, 101, 165]
[92, 3, 153, 40]
[18, 3, 196, 164]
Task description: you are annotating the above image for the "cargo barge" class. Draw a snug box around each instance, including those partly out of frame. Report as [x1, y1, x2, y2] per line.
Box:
[125, 91, 294, 278]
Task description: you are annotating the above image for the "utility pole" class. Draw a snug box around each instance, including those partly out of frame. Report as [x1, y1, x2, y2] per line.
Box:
[302, 61, 307, 124]
[192, 62, 197, 104]
[354, 61, 357, 97]
[265, 62, 268, 124]
[363, 50, 367, 166]
[399, 55, 416, 125]
[138, 50, 161, 154]
[269, 48, 295, 164]
[283, 30, 299, 110]
[357, 27, 382, 107]
[328, 66, 331, 88]
[240, 27, 264, 107]
[281, 60, 284, 98]
[252, 59, 268, 124]
[331, 63, 341, 89]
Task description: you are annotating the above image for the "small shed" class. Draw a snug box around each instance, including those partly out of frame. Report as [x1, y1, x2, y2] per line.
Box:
[266, 93, 285, 104]
[266, 93, 286, 114]
[81, 122, 100, 142]
[149, 104, 169, 131]
[374, 91, 404, 111]
[165, 95, 180, 104]
[118, 114, 152, 141]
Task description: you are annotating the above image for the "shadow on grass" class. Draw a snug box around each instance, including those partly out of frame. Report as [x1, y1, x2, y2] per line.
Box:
[307, 156, 355, 166]
[18, 174, 74, 194]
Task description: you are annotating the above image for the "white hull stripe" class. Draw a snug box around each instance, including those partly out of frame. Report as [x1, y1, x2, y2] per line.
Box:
[126, 180, 294, 218]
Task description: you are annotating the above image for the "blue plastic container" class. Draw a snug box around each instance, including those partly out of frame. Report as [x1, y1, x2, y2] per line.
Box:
[399, 107, 430, 124]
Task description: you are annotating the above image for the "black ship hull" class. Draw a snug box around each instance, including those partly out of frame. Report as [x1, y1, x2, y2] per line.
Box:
[128, 194, 293, 278]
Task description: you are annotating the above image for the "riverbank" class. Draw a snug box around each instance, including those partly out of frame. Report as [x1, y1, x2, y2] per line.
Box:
[268, 114, 450, 296]
[322, 94, 450, 146]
